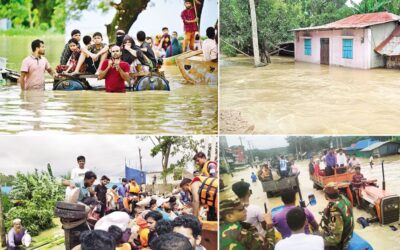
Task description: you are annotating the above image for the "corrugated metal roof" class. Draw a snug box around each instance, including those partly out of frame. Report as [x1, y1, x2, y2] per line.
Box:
[361, 141, 400, 152]
[375, 25, 400, 56]
[292, 12, 400, 31]
[344, 139, 380, 151]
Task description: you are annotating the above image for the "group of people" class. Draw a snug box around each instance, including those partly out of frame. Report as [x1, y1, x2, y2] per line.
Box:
[220, 180, 355, 250]
[18, 0, 217, 92]
[55, 151, 217, 250]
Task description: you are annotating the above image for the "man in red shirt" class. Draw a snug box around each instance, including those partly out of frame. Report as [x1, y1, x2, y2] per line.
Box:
[181, 0, 199, 51]
[98, 45, 130, 93]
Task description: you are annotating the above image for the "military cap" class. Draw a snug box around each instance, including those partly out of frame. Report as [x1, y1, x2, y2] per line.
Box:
[220, 198, 243, 214]
[232, 181, 250, 198]
[323, 182, 339, 194]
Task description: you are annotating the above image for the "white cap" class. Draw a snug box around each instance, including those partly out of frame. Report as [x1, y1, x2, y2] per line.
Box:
[136, 197, 152, 207]
[94, 211, 130, 232]
[156, 197, 170, 207]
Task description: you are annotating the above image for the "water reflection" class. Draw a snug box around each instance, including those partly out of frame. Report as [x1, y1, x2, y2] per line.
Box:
[220, 56, 400, 134]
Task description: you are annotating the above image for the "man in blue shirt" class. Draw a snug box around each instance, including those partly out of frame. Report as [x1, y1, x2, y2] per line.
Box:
[325, 148, 337, 176]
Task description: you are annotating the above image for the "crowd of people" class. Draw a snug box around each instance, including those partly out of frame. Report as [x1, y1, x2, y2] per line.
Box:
[18, 0, 218, 92]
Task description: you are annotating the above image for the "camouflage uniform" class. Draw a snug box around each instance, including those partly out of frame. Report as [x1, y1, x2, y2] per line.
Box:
[321, 182, 354, 250]
[220, 198, 275, 250]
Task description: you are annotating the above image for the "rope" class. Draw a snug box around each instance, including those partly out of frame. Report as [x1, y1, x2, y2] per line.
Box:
[220, 39, 251, 57]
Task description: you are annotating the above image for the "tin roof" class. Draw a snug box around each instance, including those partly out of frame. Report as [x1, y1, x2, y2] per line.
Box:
[344, 139, 380, 151]
[361, 141, 400, 152]
[292, 12, 400, 31]
[375, 26, 400, 56]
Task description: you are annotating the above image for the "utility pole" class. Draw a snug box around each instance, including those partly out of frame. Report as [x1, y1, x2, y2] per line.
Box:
[0, 190, 6, 247]
[138, 147, 143, 171]
[249, 0, 262, 67]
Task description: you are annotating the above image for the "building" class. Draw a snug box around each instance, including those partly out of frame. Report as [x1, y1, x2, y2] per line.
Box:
[292, 12, 400, 69]
[230, 145, 246, 164]
[220, 136, 229, 150]
[344, 139, 380, 156]
[374, 26, 400, 68]
[361, 141, 400, 157]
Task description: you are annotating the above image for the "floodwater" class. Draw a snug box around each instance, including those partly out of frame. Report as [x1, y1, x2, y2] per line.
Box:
[220, 56, 400, 134]
[221, 155, 400, 250]
[0, 36, 217, 134]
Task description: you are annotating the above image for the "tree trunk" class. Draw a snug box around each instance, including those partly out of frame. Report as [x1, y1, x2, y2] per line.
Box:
[248, 0, 262, 67]
[106, 0, 151, 43]
[0, 190, 6, 247]
[162, 145, 171, 184]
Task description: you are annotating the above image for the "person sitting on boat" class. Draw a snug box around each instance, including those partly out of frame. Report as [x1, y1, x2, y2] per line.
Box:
[160, 27, 172, 52]
[98, 45, 130, 93]
[166, 36, 182, 58]
[202, 27, 217, 62]
[137, 31, 157, 71]
[115, 30, 126, 47]
[193, 152, 217, 177]
[7, 218, 31, 250]
[154, 34, 166, 58]
[56, 38, 81, 74]
[72, 32, 109, 75]
[60, 29, 81, 65]
[20, 39, 57, 90]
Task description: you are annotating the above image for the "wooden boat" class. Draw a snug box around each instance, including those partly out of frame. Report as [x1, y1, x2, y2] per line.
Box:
[176, 50, 217, 85]
[163, 54, 181, 66]
[201, 220, 218, 250]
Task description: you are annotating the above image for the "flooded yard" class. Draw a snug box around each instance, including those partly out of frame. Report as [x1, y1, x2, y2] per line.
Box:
[220, 56, 400, 134]
[221, 155, 400, 250]
[0, 36, 217, 134]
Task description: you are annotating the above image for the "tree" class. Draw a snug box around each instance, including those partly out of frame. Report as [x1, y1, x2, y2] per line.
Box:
[249, 0, 262, 66]
[144, 136, 205, 184]
[0, 190, 5, 247]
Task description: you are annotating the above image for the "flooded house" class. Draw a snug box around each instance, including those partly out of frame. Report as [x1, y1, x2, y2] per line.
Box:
[292, 12, 400, 69]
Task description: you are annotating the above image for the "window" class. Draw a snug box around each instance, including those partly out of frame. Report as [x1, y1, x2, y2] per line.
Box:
[342, 39, 353, 59]
[304, 38, 311, 56]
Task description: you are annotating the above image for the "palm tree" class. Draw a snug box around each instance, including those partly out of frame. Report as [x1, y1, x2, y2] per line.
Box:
[350, 0, 392, 13]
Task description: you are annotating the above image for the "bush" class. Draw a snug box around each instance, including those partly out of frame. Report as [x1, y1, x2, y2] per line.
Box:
[221, 44, 237, 57]
[5, 207, 53, 236]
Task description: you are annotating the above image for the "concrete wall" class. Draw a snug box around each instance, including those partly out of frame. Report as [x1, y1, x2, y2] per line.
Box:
[294, 28, 376, 69]
[369, 22, 397, 68]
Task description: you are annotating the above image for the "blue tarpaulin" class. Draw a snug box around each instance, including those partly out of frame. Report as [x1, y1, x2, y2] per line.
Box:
[125, 165, 146, 185]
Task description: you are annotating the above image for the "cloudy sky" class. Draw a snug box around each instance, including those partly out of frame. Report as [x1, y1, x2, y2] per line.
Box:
[0, 135, 216, 177]
[226, 136, 288, 150]
[66, 0, 218, 42]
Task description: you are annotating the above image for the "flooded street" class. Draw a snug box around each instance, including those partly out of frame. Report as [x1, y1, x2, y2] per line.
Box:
[221, 155, 400, 250]
[220, 56, 400, 134]
[0, 36, 217, 134]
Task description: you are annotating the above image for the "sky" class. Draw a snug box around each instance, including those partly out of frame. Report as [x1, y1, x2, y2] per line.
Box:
[66, 0, 218, 42]
[0, 135, 216, 177]
[225, 136, 288, 150]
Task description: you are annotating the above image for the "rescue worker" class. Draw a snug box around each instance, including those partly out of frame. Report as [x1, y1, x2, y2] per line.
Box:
[179, 176, 217, 221]
[320, 182, 354, 250]
[219, 198, 275, 250]
[193, 152, 217, 177]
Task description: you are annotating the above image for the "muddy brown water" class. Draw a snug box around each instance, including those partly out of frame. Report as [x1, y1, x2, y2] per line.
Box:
[220, 56, 400, 134]
[0, 36, 217, 134]
[221, 155, 400, 250]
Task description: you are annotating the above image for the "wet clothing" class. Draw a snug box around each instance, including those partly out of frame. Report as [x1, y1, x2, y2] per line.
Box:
[181, 8, 198, 32]
[166, 38, 182, 58]
[220, 221, 275, 250]
[273, 205, 316, 238]
[7, 228, 26, 249]
[321, 195, 354, 249]
[140, 42, 157, 69]
[60, 43, 81, 65]
[352, 173, 364, 189]
[20, 55, 50, 90]
[100, 59, 130, 93]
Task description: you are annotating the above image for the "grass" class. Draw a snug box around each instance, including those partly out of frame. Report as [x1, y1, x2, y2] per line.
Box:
[0, 27, 62, 37]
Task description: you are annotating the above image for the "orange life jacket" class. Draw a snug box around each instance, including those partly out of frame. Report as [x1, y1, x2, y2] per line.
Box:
[201, 160, 218, 177]
[194, 176, 218, 208]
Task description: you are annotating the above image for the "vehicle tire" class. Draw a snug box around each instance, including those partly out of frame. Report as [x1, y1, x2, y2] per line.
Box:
[135, 75, 170, 91]
[54, 79, 86, 90]
[54, 208, 87, 220]
[56, 201, 86, 211]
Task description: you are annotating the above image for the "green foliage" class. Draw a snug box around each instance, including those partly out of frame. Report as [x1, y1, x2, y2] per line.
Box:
[0, 173, 15, 186]
[5, 166, 64, 236]
[1, 193, 12, 213]
[221, 0, 400, 56]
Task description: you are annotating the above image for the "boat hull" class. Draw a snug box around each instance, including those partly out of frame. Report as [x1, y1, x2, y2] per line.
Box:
[176, 50, 217, 85]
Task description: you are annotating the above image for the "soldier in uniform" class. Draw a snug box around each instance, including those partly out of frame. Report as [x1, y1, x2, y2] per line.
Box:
[219, 198, 275, 250]
[320, 182, 354, 250]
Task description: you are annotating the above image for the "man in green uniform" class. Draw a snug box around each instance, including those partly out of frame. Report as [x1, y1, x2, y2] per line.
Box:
[320, 182, 354, 250]
[219, 198, 275, 250]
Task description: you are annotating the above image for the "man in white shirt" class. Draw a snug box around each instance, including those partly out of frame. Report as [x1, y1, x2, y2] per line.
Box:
[275, 207, 324, 250]
[70, 155, 90, 184]
[232, 181, 271, 236]
[202, 27, 217, 62]
[369, 155, 374, 169]
[279, 155, 289, 178]
[336, 149, 347, 167]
